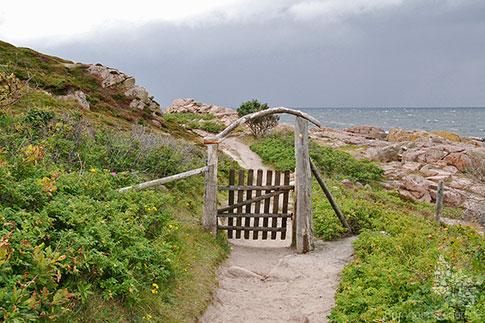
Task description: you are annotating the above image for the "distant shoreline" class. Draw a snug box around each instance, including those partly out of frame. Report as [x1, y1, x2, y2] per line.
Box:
[268, 107, 485, 139]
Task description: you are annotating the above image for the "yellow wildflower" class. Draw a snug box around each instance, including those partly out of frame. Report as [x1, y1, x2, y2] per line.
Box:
[90, 168, 96, 173]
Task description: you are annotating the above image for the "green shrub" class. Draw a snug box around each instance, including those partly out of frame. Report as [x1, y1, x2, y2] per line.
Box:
[200, 121, 226, 134]
[250, 134, 384, 183]
[0, 108, 210, 320]
[237, 99, 279, 138]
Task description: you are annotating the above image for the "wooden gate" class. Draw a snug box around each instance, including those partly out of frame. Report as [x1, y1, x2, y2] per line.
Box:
[217, 169, 293, 240]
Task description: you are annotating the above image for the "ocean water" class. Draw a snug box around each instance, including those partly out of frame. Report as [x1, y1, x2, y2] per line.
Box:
[277, 107, 485, 139]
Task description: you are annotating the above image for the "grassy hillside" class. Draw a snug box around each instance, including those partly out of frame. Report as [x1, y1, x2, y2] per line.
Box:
[251, 131, 484, 322]
[0, 41, 236, 322]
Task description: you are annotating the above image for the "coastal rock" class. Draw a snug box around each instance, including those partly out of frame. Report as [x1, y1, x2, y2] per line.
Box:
[387, 128, 428, 142]
[402, 162, 422, 172]
[87, 64, 131, 88]
[448, 177, 473, 190]
[365, 143, 401, 162]
[463, 201, 485, 227]
[125, 85, 149, 102]
[443, 152, 472, 171]
[344, 125, 387, 140]
[86, 64, 162, 123]
[164, 98, 238, 126]
[57, 90, 90, 110]
[399, 174, 435, 202]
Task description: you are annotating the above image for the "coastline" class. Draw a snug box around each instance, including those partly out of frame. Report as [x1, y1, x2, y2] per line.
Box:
[165, 99, 485, 227]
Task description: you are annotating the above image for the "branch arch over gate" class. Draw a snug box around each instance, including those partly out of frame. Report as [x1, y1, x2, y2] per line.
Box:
[202, 107, 321, 144]
[203, 107, 321, 253]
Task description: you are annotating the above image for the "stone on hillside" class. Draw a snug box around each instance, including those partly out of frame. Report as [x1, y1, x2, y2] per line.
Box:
[443, 152, 472, 171]
[130, 98, 145, 110]
[420, 164, 440, 177]
[344, 125, 387, 139]
[442, 165, 459, 174]
[125, 85, 149, 102]
[443, 190, 465, 206]
[400, 174, 434, 199]
[402, 162, 421, 171]
[164, 98, 238, 126]
[57, 90, 90, 110]
[365, 144, 401, 162]
[87, 64, 130, 88]
[387, 128, 429, 142]
[448, 177, 473, 190]
[431, 130, 463, 143]
[418, 147, 447, 163]
[401, 149, 426, 162]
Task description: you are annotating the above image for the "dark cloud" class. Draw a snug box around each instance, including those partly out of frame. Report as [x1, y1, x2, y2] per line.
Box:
[27, 0, 485, 108]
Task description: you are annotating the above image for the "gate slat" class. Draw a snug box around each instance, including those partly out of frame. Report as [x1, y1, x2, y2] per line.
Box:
[218, 226, 286, 232]
[236, 170, 245, 239]
[281, 170, 290, 240]
[262, 170, 272, 240]
[245, 170, 253, 239]
[218, 168, 293, 241]
[253, 169, 263, 239]
[218, 213, 292, 218]
[227, 169, 235, 238]
[271, 170, 281, 240]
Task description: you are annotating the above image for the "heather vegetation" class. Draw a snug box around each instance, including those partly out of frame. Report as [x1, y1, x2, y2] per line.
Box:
[0, 106, 233, 321]
[0, 42, 236, 322]
[250, 131, 484, 322]
[163, 112, 226, 134]
[250, 132, 384, 184]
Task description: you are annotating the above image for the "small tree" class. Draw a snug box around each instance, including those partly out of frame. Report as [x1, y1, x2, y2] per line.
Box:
[237, 99, 279, 138]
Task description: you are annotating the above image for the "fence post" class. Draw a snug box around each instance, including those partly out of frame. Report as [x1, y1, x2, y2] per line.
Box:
[294, 117, 314, 253]
[435, 180, 444, 222]
[203, 143, 218, 236]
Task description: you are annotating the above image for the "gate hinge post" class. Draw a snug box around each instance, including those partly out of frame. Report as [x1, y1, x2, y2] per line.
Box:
[203, 143, 218, 236]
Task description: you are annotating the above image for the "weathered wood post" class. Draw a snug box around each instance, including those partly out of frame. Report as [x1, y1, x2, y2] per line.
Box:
[309, 158, 353, 234]
[294, 117, 314, 253]
[435, 180, 444, 222]
[203, 143, 218, 236]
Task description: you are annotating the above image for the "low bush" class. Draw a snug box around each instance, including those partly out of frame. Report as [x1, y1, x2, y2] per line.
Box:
[0, 107, 223, 321]
[164, 112, 225, 133]
[312, 180, 484, 322]
[250, 133, 384, 183]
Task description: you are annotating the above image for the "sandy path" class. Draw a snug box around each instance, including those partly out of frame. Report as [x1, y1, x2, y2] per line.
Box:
[200, 134, 356, 323]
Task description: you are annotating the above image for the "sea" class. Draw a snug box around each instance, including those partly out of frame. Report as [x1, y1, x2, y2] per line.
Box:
[276, 107, 485, 139]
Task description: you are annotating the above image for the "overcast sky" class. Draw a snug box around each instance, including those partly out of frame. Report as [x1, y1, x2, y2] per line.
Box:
[1, 0, 484, 108]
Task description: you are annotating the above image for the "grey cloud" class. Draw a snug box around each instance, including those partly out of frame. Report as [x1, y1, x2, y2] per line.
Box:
[26, 0, 485, 108]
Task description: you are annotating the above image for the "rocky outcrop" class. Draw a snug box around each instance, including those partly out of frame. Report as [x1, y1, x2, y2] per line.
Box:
[164, 98, 238, 126]
[86, 64, 163, 128]
[344, 125, 387, 140]
[310, 126, 485, 214]
[87, 64, 135, 88]
[57, 90, 90, 110]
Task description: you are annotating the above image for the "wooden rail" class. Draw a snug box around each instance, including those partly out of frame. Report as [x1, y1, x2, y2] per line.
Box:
[118, 166, 208, 193]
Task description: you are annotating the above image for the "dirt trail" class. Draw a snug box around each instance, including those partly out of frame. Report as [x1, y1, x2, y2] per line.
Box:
[200, 134, 356, 323]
